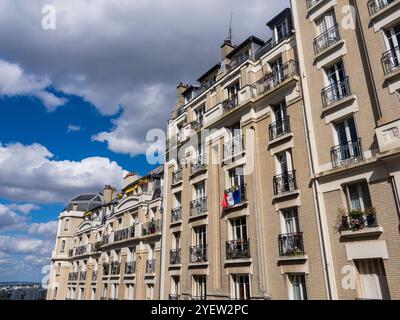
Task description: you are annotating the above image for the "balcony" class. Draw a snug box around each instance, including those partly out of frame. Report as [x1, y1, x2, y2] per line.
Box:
[169, 294, 180, 300]
[273, 171, 297, 195]
[125, 261, 136, 275]
[223, 135, 244, 160]
[226, 239, 250, 260]
[171, 207, 182, 224]
[278, 232, 305, 256]
[191, 118, 203, 131]
[74, 245, 89, 256]
[68, 272, 78, 282]
[223, 185, 247, 209]
[190, 197, 207, 217]
[382, 46, 400, 75]
[103, 263, 110, 276]
[306, 0, 323, 9]
[92, 271, 97, 282]
[146, 259, 156, 274]
[191, 155, 207, 175]
[331, 138, 363, 167]
[170, 249, 182, 265]
[102, 234, 112, 245]
[79, 271, 87, 281]
[313, 24, 340, 55]
[111, 262, 120, 275]
[229, 52, 250, 70]
[368, 0, 395, 15]
[269, 116, 291, 141]
[172, 168, 182, 185]
[340, 208, 379, 232]
[252, 60, 298, 97]
[222, 95, 239, 114]
[321, 76, 351, 107]
[142, 219, 161, 236]
[189, 245, 208, 263]
[114, 228, 129, 242]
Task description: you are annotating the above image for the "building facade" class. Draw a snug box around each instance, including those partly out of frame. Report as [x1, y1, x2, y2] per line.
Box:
[290, 0, 400, 299]
[47, 166, 164, 300]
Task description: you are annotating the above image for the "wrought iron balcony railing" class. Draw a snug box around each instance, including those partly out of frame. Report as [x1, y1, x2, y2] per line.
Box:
[189, 245, 208, 263]
[191, 154, 207, 175]
[368, 0, 395, 15]
[125, 261, 136, 274]
[306, 0, 323, 9]
[79, 271, 87, 281]
[114, 228, 129, 242]
[222, 95, 239, 114]
[171, 207, 182, 223]
[313, 24, 340, 54]
[142, 219, 161, 236]
[321, 76, 351, 107]
[172, 168, 182, 184]
[269, 116, 291, 141]
[278, 232, 305, 256]
[226, 239, 250, 260]
[102, 263, 110, 276]
[223, 135, 244, 160]
[68, 272, 78, 282]
[382, 46, 400, 74]
[273, 171, 297, 195]
[190, 197, 207, 217]
[170, 249, 182, 265]
[331, 138, 363, 167]
[111, 262, 120, 275]
[146, 259, 156, 274]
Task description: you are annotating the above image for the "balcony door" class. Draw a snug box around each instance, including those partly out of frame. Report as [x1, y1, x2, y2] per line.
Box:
[229, 166, 244, 188]
[282, 208, 300, 234]
[334, 117, 360, 161]
[193, 275, 207, 299]
[194, 226, 207, 248]
[227, 81, 240, 100]
[316, 10, 337, 51]
[355, 259, 390, 300]
[325, 61, 347, 103]
[194, 181, 206, 200]
[269, 57, 284, 84]
[288, 274, 308, 300]
[232, 275, 251, 300]
[231, 217, 247, 241]
[384, 24, 400, 69]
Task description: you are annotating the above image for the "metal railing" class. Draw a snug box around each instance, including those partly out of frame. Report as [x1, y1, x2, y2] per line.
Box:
[252, 60, 298, 97]
[172, 168, 182, 184]
[189, 245, 208, 263]
[223, 185, 247, 207]
[278, 232, 305, 256]
[146, 259, 156, 274]
[269, 116, 291, 141]
[111, 262, 120, 275]
[222, 94, 239, 114]
[223, 135, 244, 160]
[102, 263, 110, 276]
[273, 171, 297, 195]
[191, 154, 207, 175]
[142, 219, 161, 236]
[68, 272, 78, 282]
[170, 249, 182, 265]
[307, 0, 323, 8]
[226, 239, 250, 260]
[331, 138, 363, 167]
[190, 197, 208, 217]
[79, 271, 87, 281]
[171, 207, 182, 223]
[114, 228, 129, 242]
[368, 0, 395, 15]
[313, 24, 340, 54]
[125, 261, 136, 274]
[321, 76, 351, 107]
[382, 46, 400, 74]
[230, 52, 250, 69]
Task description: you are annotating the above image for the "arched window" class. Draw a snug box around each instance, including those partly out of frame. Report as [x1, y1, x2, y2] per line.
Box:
[60, 240, 66, 253]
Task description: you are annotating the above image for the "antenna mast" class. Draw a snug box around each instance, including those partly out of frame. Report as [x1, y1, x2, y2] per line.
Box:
[227, 12, 233, 42]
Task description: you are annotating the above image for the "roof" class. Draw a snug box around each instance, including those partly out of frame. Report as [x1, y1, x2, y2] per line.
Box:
[122, 165, 164, 191]
[64, 193, 103, 212]
[266, 8, 291, 28]
[197, 64, 221, 83]
[226, 36, 265, 59]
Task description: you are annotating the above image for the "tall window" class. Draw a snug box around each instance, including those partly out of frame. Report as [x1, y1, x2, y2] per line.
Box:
[125, 284, 134, 300]
[227, 81, 240, 100]
[194, 181, 206, 200]
[345, 181, 372, 211]
[193, 226, 207, 247]
[171, 276, 180, 296]
[146, 284, 154, 300]
[173, 232, 181, 250]
[332, 117, 361, 165]
[64, 219, 70, 231]
[275, 18, 289, 42]
[193, 275, 207, 299]
[355, 259, 390, 300]
[231, 217, 247, 241]
[282, 208, 300, 234]
[60, 240, 65, 253]
[229, 166, 244, 188]
[324, 61, 348, 104]
[288, 274, 308, 300]
[91, 288, 96, 300]
[232, 275, 251, 300]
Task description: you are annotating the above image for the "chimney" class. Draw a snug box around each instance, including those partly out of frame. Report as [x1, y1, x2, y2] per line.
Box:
[123, 172, 141, 189]
[103, 185, 116, 204]
[220, 40, 234, 60]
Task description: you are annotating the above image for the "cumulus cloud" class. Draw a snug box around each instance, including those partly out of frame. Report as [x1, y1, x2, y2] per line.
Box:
[0, 235, 52, 256]
[67, 124, 81, 133]
[28, 221, 58, 239]
[0, 0, 287, 156]
[5, 203, 40, 215]
[0, 142, 129, 203]
[0, 204, 28, 232]
[0, 59, 67, 111]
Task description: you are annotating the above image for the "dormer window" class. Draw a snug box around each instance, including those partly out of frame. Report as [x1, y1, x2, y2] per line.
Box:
[275, 18, 289, 42]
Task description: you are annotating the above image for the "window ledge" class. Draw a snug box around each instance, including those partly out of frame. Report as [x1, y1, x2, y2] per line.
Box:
[277, 254, 308, 263]
[224, 258, 252, 265]
[189, 212, 208, 221]
[188, 262, 209, 268]
[272, 190, 300, 202]
[340, 226, 383, 239]
[314, 39, 345, 62]
[322, 94, 356, 113]
[268, 132, 293, 147]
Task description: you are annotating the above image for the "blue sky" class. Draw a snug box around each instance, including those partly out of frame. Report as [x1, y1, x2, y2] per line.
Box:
[0, 0, 286, 282]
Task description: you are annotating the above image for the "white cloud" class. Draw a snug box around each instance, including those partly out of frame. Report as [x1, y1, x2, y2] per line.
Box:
[67, 124, 81, 133]
[0, 204, 28, 231]
[0, 142, 129, 203]
[28, 221, 58, 239]
[6, 203, 40, 215]
[0, 235, 52, 255]
[0, 59, 67, 111]
[24, 255, 50, 266]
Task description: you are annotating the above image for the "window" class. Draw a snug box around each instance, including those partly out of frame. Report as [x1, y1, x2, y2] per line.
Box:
[282, 208, 300, 234]
[193, 226, 207, 247]
[227, 81, 240, 100]
[64, 219, 70, 231]
[288, 274, 307, 300]
[171, 276, 180, 296]
[275, 18, 289, 42]
[118, 218, 123, 229]
[111, 283, 119, 300]
[316, 10, 336, 35]
[232, 275, 250, 300]
[125, 284, 134, 300]
[231, 217, 247, 241]
[146, 284, 155, 300]
[355, 259, 390, 300]
[91, 288, 96, 300]
[130, 210, 139, 225]
[79, 288, 84, 300]
[193, 275, 207, 299]
[324, 61, 349, 104]
[102, 284, 108, 299]
[229, 166, 244, 188]
[383, 23, 400, 72]
[56, 263, 61, 274]
[60, 240, 65, 253]
[193, 181, 206, 200]
[174, 192, 181, 208]
[53, 287, 58, 299]
[173, 232, 181, 250]
[345, 182, 372, 211]
[332, 117, 362, 165]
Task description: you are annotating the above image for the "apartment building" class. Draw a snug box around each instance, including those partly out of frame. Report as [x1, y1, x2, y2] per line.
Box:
[47, 166, 164, 300]
[291, 0, 400, 299]
[161, 8, 329, 300]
